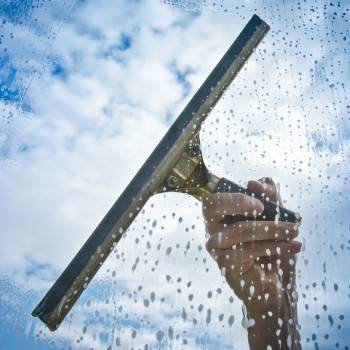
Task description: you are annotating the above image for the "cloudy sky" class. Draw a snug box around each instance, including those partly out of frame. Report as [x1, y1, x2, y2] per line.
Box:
[0, 0, 350, 349]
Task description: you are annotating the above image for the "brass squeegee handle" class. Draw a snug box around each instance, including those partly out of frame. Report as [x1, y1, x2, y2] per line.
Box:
[213, 178, 301, 224]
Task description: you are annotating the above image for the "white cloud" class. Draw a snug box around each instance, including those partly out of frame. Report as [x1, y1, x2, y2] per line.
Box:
[1, 0, 350, 349]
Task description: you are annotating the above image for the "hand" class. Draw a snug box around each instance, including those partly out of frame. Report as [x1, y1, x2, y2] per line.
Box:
[203, 177, 302, 349]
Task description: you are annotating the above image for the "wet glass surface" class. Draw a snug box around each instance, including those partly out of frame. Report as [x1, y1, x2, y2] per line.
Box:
[0, 1, 349, 349]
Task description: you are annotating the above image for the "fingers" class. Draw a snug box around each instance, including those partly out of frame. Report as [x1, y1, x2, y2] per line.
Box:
[207, 221, 299, 249]
[202, 193, 264, 223]
[209, 240, 302, 270]
[247, 177, 281, 203]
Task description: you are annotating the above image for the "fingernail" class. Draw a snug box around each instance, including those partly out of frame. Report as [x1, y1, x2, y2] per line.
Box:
[254, 198, 264, 214]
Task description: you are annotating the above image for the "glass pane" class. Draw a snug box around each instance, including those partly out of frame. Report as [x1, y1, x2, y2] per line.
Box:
[1, 1, 349, 349]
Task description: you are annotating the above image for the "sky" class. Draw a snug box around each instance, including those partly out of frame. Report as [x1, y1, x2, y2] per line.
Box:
[0, 0, 350, 349]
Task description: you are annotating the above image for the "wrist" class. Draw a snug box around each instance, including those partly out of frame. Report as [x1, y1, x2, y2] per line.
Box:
[244, 289, 301, 350]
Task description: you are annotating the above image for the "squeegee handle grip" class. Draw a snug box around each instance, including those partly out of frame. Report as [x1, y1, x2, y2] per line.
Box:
[213, 178, 301, 224]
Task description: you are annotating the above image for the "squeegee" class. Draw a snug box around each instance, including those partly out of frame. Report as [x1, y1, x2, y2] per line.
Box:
[32, 14, 301, 331]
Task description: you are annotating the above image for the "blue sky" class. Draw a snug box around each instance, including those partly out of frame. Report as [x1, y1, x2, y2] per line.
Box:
[0, 0, 350, 349]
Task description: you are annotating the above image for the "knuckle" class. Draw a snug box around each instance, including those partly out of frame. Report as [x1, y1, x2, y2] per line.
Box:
[203, 193, 217, 203]
[206, 235, 217, 250]
[213, 251, 225, 266]
[205, 222, 215, 234]
[207, 245, 216, 257]
[202, 203, 211, 217]
[202, 193, 218, 209]
[205, 240, 211, 252]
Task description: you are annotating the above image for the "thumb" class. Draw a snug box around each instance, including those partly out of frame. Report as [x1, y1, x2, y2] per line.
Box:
[247, 177, 281, 203]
